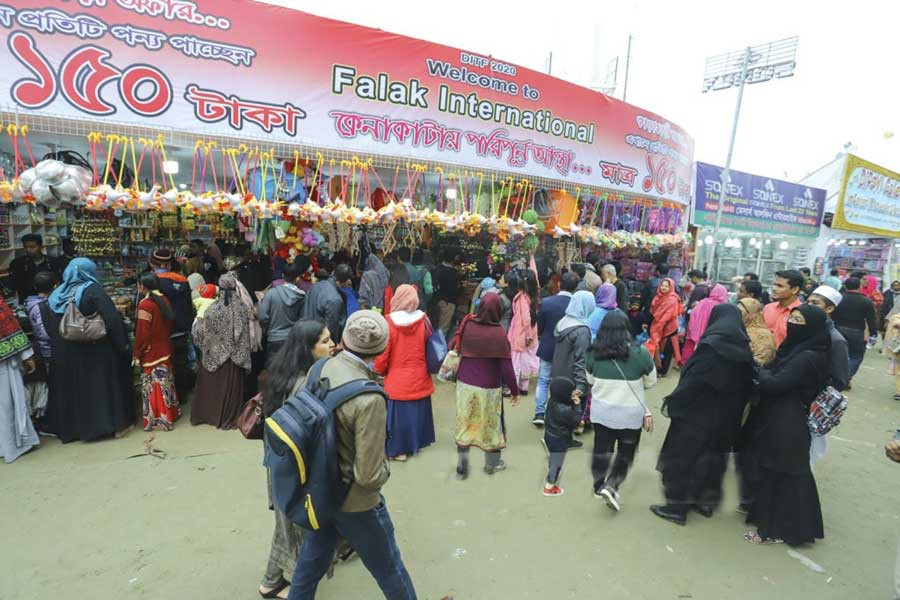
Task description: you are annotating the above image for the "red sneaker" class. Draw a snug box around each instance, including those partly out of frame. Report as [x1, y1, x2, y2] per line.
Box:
[543, 484, 565, 497]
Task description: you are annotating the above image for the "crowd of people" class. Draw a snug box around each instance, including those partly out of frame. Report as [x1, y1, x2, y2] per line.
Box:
[2, 231, 900, 599]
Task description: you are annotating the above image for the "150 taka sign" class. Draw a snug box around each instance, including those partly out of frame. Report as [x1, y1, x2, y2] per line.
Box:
[1, 0, 693, 203]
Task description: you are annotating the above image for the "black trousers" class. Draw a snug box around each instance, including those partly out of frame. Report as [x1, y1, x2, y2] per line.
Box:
[170, 334, 195, 403]
[591, 423, 641, 492]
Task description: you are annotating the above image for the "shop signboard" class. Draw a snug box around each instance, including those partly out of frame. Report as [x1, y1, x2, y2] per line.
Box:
[0, 0, 693, 204]
[833, 154, 900, 237]
[693, 161, 825, 238]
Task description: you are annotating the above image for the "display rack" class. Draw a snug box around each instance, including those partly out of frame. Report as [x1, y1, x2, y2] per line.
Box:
[0, 204, 74, 270]
[826, 239, 892, 276]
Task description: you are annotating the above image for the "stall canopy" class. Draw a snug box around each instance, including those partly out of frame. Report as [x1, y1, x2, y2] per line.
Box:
[0, 0, 693, 203]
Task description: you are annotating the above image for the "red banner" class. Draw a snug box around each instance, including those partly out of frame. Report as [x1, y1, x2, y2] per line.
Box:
[0, 0, 694, 203]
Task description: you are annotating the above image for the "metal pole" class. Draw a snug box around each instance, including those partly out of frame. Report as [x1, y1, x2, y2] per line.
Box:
[622, 35, 632, 102]
[547, 52, 553, 75]
[706, 46, 751, 279]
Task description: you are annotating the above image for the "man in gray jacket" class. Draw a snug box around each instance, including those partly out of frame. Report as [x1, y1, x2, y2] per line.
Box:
[302, 255, 346, 344]
[289, 311, 417, 600]
[258, 261, 306, 358]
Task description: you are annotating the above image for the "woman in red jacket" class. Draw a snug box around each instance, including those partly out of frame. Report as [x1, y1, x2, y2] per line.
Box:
[133, 273, 180, 431]
[375, 284, 436, 461]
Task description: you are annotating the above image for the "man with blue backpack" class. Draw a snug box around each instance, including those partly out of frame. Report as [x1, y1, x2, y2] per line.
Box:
[266, 310, 417, 600]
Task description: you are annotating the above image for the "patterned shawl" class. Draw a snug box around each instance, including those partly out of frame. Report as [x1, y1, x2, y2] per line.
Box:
[192, 273, 252, 372]
[738, 297, 776, 366]
[0, 297, 30, 362]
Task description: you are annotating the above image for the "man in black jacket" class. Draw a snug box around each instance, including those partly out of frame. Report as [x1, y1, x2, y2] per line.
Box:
[432, 250, 460, 338]
[9, 234, 59, 303]
[150, 248, 196, 400]
[533, 272, 578, 425]
[833, 277, 877, 384]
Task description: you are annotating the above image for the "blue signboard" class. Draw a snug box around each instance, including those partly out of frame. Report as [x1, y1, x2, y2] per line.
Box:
[693, 161, 826, 237]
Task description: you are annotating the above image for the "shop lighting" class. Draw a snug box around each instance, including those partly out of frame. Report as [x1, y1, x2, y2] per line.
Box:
[162, 160, 179, 175]
[755, 241, 763, 249]
[697, 239, 704, 247]
[848, 240, 857, 246]
[779, 241, 789, 250]
[704, 235, 714, 245]
[749, 237, 757, 245]
[858, 240, 866, 246]
[765, 239, 771, 245]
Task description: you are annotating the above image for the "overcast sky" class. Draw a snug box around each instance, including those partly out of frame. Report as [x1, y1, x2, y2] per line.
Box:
[267, 0, 899, 183]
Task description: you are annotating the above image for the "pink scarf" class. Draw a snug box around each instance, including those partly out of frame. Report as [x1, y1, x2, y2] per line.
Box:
[686, 284, 728, 344]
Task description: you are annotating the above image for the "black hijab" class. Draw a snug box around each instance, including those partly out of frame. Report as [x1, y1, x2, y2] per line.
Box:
[697, 303, 753, 363]
[773, 303, 830, 369]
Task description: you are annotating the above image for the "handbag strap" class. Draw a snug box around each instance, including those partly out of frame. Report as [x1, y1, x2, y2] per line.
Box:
[611, 358, 650, 415]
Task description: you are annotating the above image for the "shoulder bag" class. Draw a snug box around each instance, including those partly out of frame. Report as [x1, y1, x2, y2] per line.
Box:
[58, 287, 107, 342]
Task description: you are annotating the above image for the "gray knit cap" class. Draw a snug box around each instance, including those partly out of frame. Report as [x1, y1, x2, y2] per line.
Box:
[342, 310, 389, 355]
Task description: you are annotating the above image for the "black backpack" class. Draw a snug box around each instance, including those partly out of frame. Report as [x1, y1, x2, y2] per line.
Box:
[265, 357, 387, 530]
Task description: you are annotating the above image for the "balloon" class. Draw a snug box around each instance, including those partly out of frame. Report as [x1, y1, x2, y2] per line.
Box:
[63, 165, 93, 190]
[535, 221, 545, 235]
[523, 234, 539, 252]
[18, 168, 37, 191]
[30, 179, 55, 203]
[34, 159, 65, 184]
[522, 208, 539, 225]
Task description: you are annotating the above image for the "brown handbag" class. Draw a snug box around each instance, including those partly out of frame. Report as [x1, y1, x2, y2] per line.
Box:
[238, 393, 264, 440]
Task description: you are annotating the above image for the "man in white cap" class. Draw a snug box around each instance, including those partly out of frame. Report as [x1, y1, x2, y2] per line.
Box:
[290, 310, 417, 600]
[806, 285, 850, 470]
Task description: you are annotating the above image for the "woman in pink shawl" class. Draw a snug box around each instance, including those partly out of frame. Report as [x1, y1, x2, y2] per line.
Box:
[681, 283, 728, 364]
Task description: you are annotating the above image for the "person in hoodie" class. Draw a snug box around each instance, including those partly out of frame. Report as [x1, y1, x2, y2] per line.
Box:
[358, 252, 389, 312]
[589, 283, 619, 341]
[550, 290, 595, 448]
[149, 248, 196, 401]
[374, 284, 436, 462]
[259, 261, 306, 360]
[25, 271, 56, 420]
[541, 376, 584, 497]
[302, 255, 346, 344]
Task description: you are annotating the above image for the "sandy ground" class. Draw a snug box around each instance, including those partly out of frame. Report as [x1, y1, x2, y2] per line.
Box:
[3, 349, 899, 600]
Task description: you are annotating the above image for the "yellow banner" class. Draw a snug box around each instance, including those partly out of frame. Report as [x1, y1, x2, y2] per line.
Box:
[833, 154, 900, 237]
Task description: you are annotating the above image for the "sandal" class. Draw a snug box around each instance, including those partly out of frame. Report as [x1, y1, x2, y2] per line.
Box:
[743, 531, 783, 545]
[259, 577, 290, 599]
[389, 454, 408, 462]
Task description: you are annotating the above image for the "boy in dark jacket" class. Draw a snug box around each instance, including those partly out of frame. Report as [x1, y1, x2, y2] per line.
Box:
[542, 377, 583, 497]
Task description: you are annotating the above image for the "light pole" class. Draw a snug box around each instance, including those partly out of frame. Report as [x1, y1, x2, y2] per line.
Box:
[702, 36, 799, 277]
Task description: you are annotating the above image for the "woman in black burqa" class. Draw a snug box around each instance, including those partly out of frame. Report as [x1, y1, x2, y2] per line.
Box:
[744, 303, 829, 545]
[651, 304, 754, 525]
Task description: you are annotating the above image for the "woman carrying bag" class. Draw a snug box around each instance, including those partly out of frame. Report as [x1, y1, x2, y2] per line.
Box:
[44, 258, 134, 442]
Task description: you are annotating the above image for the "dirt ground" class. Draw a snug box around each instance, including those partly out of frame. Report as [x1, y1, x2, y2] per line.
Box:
[3, 349, 899, 600]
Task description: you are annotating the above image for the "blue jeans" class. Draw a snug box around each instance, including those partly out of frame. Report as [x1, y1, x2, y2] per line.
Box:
[288, 499, 417, 600]
[534, 359, 553, 416]
[848, 356, 863, 379]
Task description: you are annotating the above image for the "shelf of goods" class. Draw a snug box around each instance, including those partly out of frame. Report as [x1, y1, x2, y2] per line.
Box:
[0, 204, 74, 270]
[826, 239, 892, 277]
[715, 243, 810, 286]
